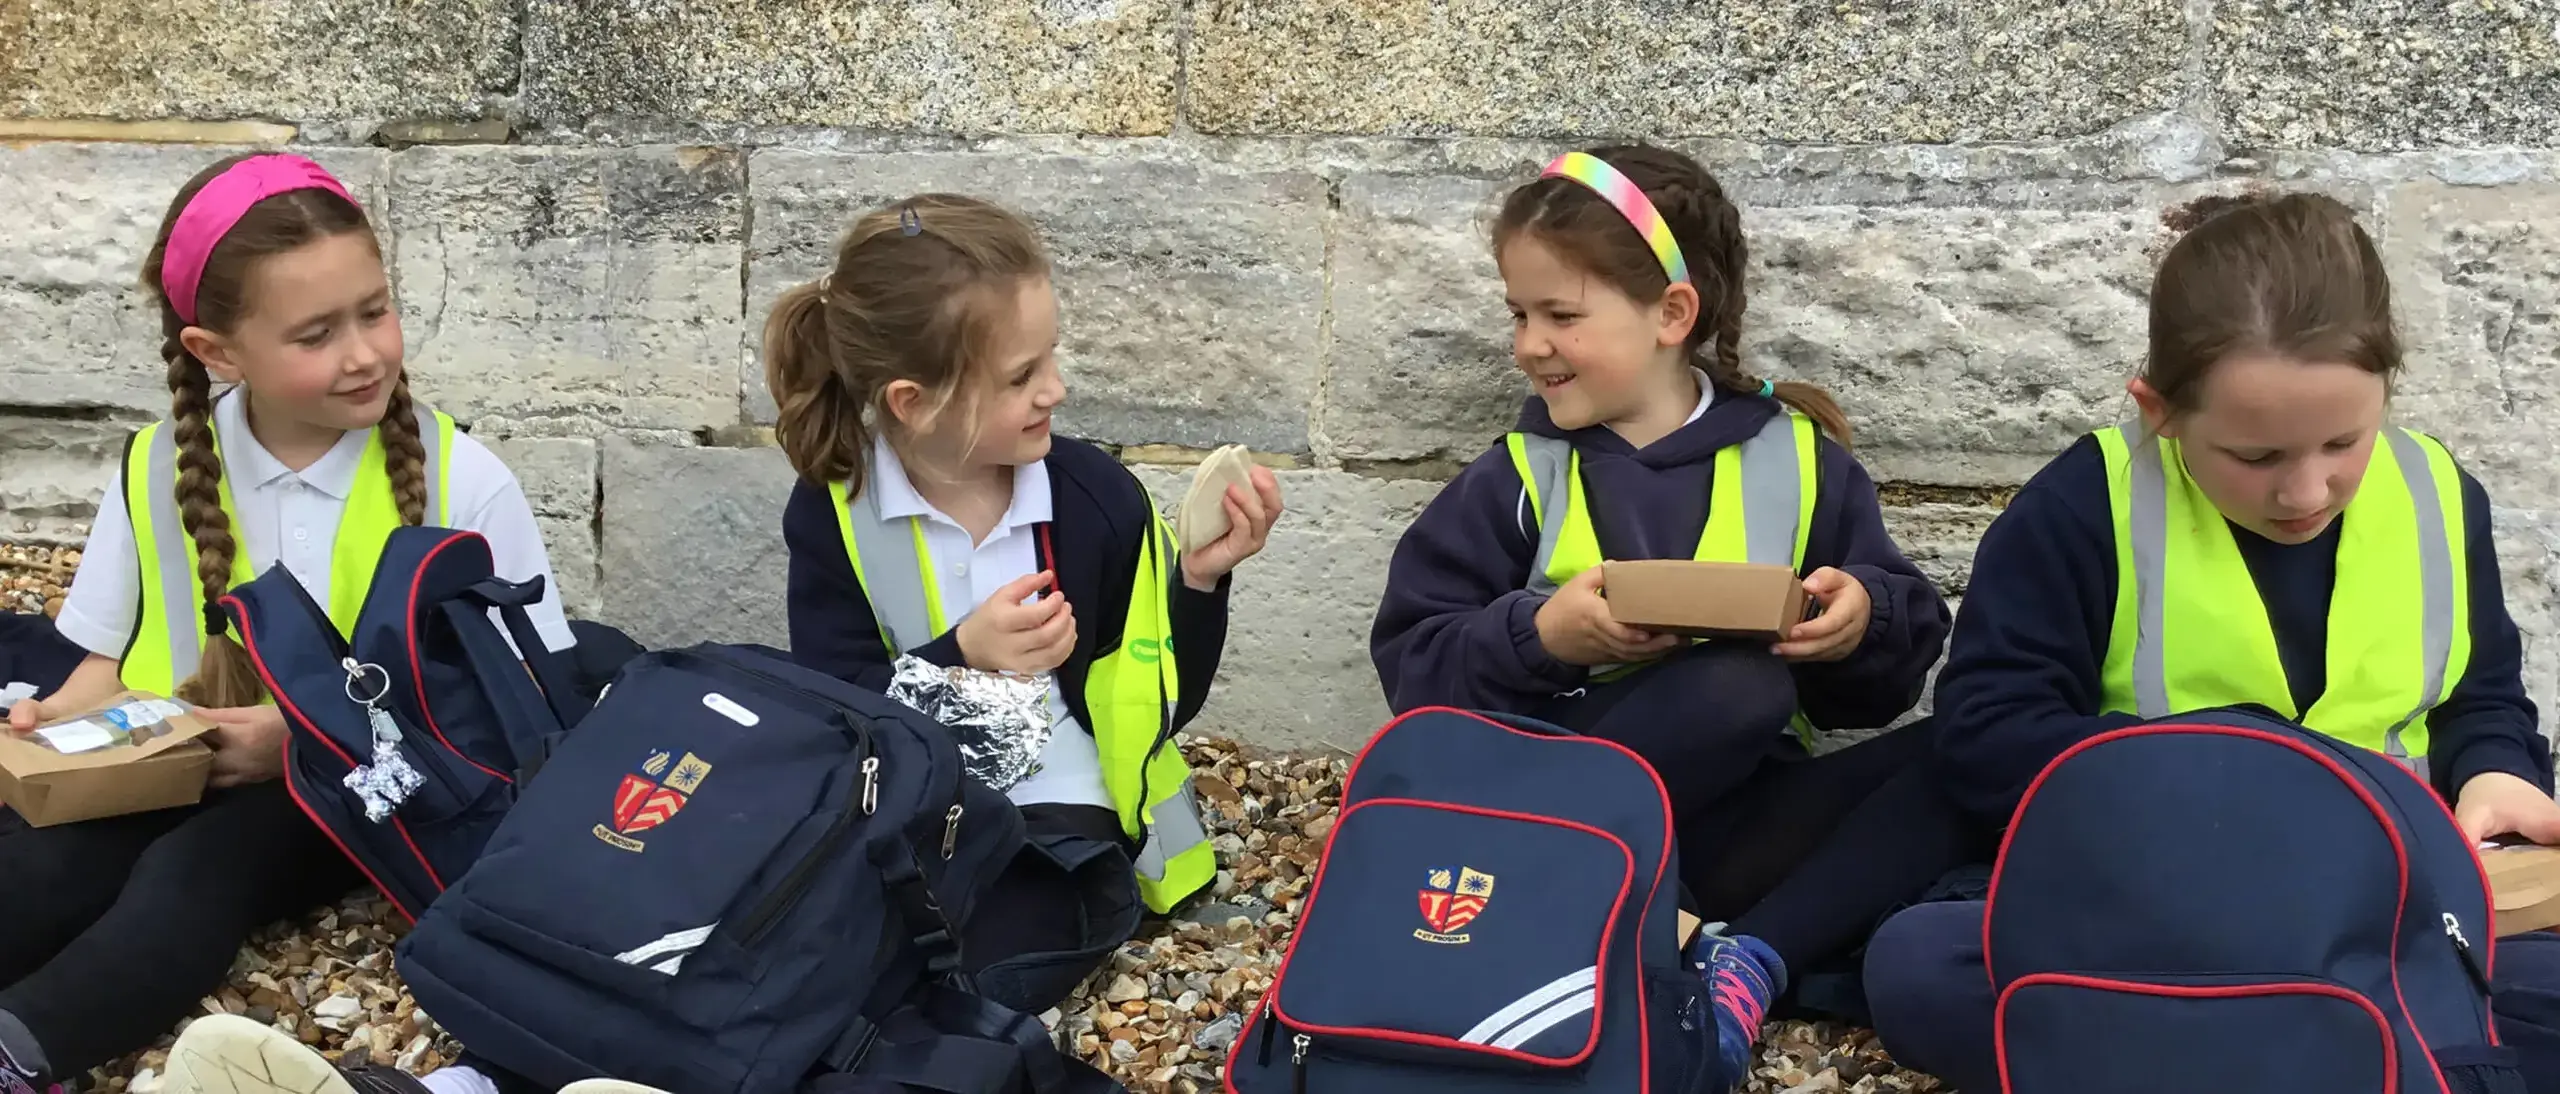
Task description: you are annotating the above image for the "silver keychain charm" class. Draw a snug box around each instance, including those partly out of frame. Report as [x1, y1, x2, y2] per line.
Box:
[340, 658, 424, 822]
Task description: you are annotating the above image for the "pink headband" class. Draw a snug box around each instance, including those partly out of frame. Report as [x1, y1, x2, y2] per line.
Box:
[160, 154, 358, 325]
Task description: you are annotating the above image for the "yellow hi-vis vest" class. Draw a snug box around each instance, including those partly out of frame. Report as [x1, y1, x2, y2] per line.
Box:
[1507, 409, 1821, 744]
[2095, 422, 2471, 775]
[121, 405, 457, 696]
[827, 478, 1214, 914]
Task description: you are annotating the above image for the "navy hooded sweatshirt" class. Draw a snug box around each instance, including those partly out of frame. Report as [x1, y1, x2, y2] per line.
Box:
[1934, 434, 2551, 825]
[1370, 389, 1952, 730]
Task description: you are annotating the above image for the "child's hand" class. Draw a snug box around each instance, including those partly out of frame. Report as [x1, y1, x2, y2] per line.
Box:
[1180, 466, 1284, 593]
[202, 705, 290, 788]
[1535, 566, 1680, 668]
[5, 699, 45, 733]
[1774, 567, 1871, 662]
[2456, 771, 2560, 845]
[955, 571, 1077, 676]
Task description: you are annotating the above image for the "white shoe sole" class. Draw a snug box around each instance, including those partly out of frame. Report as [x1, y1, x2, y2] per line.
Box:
[161, 1015, 356, 1094]
[556, 1082, 671, 1094]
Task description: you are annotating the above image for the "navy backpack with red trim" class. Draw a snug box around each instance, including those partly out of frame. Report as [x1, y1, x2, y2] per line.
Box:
[224, 526, 589, 922]
[1986, 707, 2524, 1094]
[1224, 706, 1717, 1094]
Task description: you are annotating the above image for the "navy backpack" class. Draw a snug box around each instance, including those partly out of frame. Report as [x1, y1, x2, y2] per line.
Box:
[1987, 708, 2522, 1094]
[395, 643, 1117, 1094]
[1225, 706, 1716, 1094]
[226, 527, 590, 922]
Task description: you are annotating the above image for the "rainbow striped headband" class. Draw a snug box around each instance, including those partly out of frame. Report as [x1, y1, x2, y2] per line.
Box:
[1540, 151, 1689, 285]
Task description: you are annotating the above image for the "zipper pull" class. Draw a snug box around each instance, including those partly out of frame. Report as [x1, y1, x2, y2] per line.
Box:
[1291, 1034, 1310, 1094]
[2446, 912, 2495, 996]
[941, 804, 964, 859]
[1257, 1005, 1278, 1066]
[861, 757, 881, 816]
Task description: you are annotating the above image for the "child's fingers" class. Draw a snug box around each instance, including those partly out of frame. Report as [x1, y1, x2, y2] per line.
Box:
[4, 701, 35, 732]
[1029, 601, 1076, 647]
[995, 570, 1055, 606]
[1251, 466, 1285, 523]
[1224, 490, 1255, 542]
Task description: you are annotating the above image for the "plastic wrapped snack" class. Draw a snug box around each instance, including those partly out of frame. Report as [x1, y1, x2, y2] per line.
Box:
[885, 655, 1055, 791]
[31, 697, 196, 755]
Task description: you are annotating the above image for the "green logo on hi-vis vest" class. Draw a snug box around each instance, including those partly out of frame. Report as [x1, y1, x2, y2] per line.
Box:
[1127, 638, 1163, 664]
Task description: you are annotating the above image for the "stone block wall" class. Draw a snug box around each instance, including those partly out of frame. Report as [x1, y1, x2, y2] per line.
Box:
[3, 1, 2555, 750]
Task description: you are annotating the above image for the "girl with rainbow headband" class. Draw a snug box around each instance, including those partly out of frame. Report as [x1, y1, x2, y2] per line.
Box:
[1371, 143, 1975, 1090]
[1, 155, 580, 1093]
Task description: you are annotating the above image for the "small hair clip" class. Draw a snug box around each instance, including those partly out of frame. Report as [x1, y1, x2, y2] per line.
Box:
[818, 274, 832, 293]
[1756, 378, 1775, 398]
[899, 205, 924, 236]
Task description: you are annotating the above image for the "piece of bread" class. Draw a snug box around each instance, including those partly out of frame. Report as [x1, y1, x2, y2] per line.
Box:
[1178, 444, 1255, 549]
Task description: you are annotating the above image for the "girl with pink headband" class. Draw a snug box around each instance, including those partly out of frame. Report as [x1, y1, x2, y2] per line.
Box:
[1, 153, 583, 1094]
[1369, 143, 1972, 1091]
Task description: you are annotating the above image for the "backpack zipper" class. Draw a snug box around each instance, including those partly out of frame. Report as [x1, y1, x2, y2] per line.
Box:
[1257, 1004, 1278, 1065]
[736, 756, 876, 947]
[941, 804, 964, 859]
[1290, 1034, 1310, 1094]
[2445, 912, 2494, 997]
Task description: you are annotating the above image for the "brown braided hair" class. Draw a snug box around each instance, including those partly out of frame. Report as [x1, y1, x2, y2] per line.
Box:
[764, 194, 1050, 493]
[1493, 143, 1853, 444]
[139, 153, 413, 706]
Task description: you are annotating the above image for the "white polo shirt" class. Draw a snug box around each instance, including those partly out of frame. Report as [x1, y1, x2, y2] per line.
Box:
[57, 387, 577, 660]
[871, 437, 1112, 810]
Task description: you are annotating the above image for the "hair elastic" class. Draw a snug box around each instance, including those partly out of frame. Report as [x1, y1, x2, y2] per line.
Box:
[1757, 378, 1774, 397]
[1540, 151, 1689, 285]
[161, 154, 358, 326]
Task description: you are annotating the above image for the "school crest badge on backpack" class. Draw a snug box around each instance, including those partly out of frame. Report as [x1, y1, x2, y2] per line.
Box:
[1225, 707, 1718, 1094]
[596, 749, 712, 851]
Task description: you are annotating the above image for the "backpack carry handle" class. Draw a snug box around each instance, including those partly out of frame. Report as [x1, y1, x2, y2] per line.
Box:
[455, 576, 594, 733]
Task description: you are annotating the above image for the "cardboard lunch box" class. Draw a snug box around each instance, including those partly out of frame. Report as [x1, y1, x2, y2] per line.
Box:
[0, 691, 217, 827]
[1602, 560, 1812, 643]
[2485, 844, 2560, 937]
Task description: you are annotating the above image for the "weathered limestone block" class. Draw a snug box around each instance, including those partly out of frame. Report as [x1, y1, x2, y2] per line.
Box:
[746, 150, 1327, 452]
[0, 415, 129, 542]
[0, 143, 388, 414]
[479, 436, 599, 619]
[1133, 464, 1443, 750]
[0, 0, 516, 122]
[2386, 183, 2560, 510]
[2212, 0, 2560, 151]
[524, 0, 1178, 133]
[1321, 172, 2159, 482]
[596, 439, 796, 650]
[1188, 0, 2188, 142]
[388, 146, 747, 435]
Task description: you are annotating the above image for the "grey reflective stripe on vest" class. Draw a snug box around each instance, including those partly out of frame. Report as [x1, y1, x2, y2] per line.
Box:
[839, 484, 939, 653]
[139, 424, 201, 683]
[2125, 430, 2174, 721]
[1735, 414, 1805, 567]
[1520, 437, 1572, 596]
[1133, 778, 1208, 879]
[2122, 425, 2453, 773]
[416, 406, 445, 526]
[1519, 412, 1805, 596]
[2381, 427, 2455, 776]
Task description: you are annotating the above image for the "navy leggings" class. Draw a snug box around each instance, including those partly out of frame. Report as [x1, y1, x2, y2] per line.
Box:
[1531, 642, 1984, 981]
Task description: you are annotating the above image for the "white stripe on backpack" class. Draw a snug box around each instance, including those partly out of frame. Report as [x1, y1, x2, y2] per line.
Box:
[1459, 965, 1600, 1046]
[615, 923, 718, 974]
